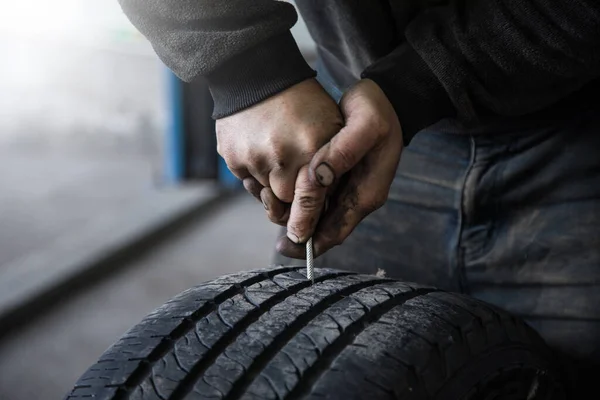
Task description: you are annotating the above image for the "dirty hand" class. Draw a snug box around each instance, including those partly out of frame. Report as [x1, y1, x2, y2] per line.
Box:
[277, 79, 403, 258]
[216, 78, 343, 226]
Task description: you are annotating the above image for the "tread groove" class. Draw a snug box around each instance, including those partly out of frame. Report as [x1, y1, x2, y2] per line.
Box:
[222, 279, 397, 400]
[166, 271, 354, 400]
[110, 267, 301, 399]
[284, 288, 436, 400]
[150, 376, 166, 400]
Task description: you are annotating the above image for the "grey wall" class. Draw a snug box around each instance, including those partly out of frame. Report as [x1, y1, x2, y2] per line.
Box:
[0, 2, 166, 158]
[0, 0, 315, 159]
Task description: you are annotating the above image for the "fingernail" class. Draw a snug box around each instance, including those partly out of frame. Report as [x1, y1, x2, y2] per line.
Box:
[287, 232, 300, 243]
[315, 163, 335, 187]
[260, 190, 269, 210]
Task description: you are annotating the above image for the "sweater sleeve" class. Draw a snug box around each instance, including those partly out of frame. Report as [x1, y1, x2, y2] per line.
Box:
[362, 0, 600, 143]
[118, 0, 316, 118]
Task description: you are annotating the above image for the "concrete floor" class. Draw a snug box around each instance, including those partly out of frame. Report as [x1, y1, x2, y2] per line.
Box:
[0, 195, 281, 400]
[0, 150, 162, 268]
[0, 148, 223, 328]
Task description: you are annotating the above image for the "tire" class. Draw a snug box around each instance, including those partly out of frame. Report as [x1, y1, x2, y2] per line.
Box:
[65, 267, 567, 400]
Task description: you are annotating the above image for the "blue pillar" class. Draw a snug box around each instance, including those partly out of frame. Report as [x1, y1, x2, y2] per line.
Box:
[164, 68, 241, 189]
[164, 70, 185, 184]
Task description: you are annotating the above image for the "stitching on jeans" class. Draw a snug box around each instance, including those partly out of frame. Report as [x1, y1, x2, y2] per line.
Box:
[454, 135, 476, 294]
[479, 139, 513, 258]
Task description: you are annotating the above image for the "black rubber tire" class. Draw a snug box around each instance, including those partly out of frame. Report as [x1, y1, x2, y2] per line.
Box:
[65, 267, 566, 400]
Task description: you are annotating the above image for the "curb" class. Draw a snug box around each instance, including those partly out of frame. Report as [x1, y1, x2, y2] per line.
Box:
[0, 185, 234, 340]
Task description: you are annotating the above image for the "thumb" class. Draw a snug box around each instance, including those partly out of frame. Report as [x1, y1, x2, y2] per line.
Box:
[286, 165, 327, 244]
[309, 106, 382, 188]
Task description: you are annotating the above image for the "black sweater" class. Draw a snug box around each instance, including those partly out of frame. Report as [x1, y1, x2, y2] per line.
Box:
[119, 0, 600, 143]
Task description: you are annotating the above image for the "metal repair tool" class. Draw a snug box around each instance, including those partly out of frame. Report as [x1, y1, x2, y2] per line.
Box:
[306, 197, 328, 283]
[306, 237, 314, 283]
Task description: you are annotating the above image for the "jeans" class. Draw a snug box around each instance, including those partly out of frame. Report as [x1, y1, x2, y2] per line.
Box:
[274, 63, 600, 372]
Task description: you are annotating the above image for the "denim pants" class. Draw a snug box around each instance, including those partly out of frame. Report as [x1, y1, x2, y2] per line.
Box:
[274, 62, 600, 371]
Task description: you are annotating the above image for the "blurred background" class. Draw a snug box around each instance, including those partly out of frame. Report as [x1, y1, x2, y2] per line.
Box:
[0, 1, 314, 399]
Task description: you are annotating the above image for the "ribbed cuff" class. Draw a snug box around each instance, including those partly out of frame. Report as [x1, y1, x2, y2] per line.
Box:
[361, 44, 456, 145]
[206, 32, 317, 119]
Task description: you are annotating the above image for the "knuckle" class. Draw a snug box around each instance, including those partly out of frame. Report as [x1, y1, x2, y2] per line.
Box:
[296, 193, 321, 211]
[287, 221, 304, 236]
[245, 147, 260, 164]
[225, 158, 246, 178]
[271, 149, 288, 169]
[299, 130, 322, 155]
[369, 116, 390, 139]
[240, 146, 255, 163]
[332, 142, 358, 171]
[304, 142, 320, 157]
[226, 159, 244, 174]
[229, 168, 246, 179]
[267, 139, 288, 165]
[220, 145, 243, 168]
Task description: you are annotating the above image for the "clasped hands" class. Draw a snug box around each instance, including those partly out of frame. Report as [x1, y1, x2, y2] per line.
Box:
[216, 78, 403, 259]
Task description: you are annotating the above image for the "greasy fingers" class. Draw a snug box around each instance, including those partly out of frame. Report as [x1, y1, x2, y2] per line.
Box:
[309, 79, 390, 189]
[285, 165, 327, 244]
[260, 187, 289, 226]
[275, 235, 306, 259]
[312, 141, 399, 256]
[279, 78, 404, 259]
[243, 177, 263, 201]
[243, 177, 289, 226]
[268, 165, 298, 204]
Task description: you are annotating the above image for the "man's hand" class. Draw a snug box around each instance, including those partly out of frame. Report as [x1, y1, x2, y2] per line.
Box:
[276, 79, 404, 258]
[216, 78, 343, 234]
